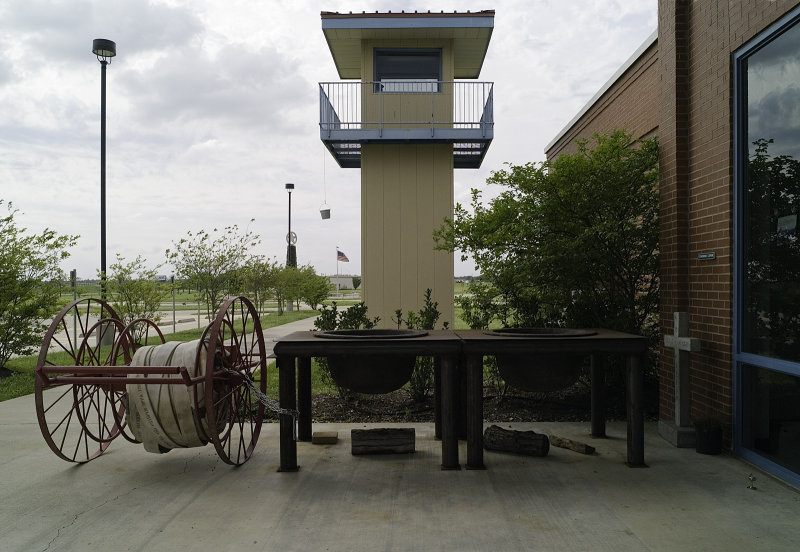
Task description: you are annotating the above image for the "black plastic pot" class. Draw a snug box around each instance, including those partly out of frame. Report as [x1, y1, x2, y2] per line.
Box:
[486, 328, 595, 393]
[695, 423, 723, 455]
[316, 329, 427, 394]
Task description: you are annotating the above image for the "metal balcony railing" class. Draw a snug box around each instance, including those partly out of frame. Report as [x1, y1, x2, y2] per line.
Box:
[319, 81, 494, 169]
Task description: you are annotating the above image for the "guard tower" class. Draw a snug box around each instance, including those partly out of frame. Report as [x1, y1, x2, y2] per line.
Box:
[320, 10, 494, 326]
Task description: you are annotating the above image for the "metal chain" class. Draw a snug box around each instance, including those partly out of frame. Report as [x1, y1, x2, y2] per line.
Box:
[228, 369, 298, 441]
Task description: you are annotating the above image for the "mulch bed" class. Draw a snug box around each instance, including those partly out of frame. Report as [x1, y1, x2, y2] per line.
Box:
[300, 380, 658, 424]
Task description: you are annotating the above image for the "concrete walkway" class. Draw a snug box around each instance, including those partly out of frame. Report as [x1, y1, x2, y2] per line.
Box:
[3, 387, 798, 551]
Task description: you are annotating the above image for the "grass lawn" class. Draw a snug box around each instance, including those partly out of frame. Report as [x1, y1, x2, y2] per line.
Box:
[0, 309, 318, 402]
[1, 301, 489, 403]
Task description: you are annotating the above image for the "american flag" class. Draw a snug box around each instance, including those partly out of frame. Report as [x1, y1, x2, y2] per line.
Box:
[337, 250, 350, 262]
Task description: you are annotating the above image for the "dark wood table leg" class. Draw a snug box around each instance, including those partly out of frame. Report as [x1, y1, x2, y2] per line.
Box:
[626, 352, 646, 467]
[466, 354, 485, 469]
[278, 355, 298, 472]
[590, 354, 607, 438]
[456, 357, 468, 440]
[434, 357, 442, 440]
[297, 356, 312, 442]
[439, 355, 460, 470]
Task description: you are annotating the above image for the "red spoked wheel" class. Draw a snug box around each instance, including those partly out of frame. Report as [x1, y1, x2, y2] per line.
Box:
[198, 296, 267, 465]
[110, 318, 167, 443]
[35, 298, 127, 463]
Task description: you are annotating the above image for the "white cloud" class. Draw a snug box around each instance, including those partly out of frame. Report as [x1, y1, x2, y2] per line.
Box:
[0, 0, 657, 278]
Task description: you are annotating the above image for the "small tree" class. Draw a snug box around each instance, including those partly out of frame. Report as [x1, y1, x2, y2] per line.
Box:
[104, 254, 170, 344]
[436, 129, 659, 338]
[436, 130, 660, 392]
[273, 265, 303, 315]
[166, 223, 260, 318]
[393, 289, 448, 402]
[0, 201, 77, 371]
[352, 276, 362, 290]
[241, 258, 280, 314]
[299, 265, 332, 310]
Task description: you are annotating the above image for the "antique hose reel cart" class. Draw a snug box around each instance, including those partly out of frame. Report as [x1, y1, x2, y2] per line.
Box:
[34, 296, 269, 465]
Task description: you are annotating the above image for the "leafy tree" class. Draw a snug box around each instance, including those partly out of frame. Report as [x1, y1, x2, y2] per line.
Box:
[436, 129, 659, 339]
[273, 265, 303, 315]
[456, 280, 505, 394]
[299, 265, 332, 310]
[104, 254, 170, 344]
[352, 276, 361, 290]
[166, 223, 260, 318]
[241, 258, 280, 314]
[0, 201, 77, 371]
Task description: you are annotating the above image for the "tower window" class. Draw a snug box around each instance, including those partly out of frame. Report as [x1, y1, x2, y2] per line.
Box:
[374, 49, 442, 92]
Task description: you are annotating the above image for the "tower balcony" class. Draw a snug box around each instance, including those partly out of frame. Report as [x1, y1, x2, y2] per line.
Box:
[319, 81, 493, 169]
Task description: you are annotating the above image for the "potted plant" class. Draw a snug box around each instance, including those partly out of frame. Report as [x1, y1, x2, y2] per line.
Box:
[694, 417, 723, 455]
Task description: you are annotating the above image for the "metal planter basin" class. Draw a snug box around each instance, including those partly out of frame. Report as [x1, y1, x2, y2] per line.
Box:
[316, 329, 427, 394]
[485, 328, 597, 393]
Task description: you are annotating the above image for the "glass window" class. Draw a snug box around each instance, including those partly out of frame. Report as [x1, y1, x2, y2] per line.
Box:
[740, 18, 800, 362]
[741, 364, 800, 475]
[736, 7, 800, 486]
[374, 49, 441, 92]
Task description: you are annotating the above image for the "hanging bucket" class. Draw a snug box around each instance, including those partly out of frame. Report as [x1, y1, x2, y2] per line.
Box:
[320, 203, 331, 219]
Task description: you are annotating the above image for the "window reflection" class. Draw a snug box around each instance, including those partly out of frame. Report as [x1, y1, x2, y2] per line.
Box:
[742, 364, 800, 474]
[742, 20, 800, 361]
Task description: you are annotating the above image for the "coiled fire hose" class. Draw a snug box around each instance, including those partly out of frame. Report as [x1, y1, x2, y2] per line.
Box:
[126, 339, 298, 453]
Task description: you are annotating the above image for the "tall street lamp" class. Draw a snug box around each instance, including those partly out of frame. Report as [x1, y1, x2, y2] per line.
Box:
[285, 183, 297, 267]
[285, 183, 297, 312]
[92, 38, 116, 300]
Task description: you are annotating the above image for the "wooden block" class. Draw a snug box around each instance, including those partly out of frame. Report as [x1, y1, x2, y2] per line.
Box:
[312, 431, 338, 445]
[483, 425, 549, 457]
[548, 434, 596, 455]
[351, 428, 415, 455]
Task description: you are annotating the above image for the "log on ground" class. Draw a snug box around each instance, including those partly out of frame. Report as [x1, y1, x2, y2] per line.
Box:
[483, 425, 549, 457]
[548, 434, 596, 455]
[351, 428, 415, 455]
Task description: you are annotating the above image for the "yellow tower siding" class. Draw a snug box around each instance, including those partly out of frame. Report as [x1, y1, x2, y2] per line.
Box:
[362, 143, 454, 328]
[361, 39, 455, 128]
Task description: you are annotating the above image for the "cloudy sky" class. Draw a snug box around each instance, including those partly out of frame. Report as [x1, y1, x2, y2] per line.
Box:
[0, 0, 657, 279]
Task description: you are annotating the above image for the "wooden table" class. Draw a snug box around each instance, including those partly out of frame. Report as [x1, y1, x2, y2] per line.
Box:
[274, 330, 463, 471]
[454, 329, 649, 469]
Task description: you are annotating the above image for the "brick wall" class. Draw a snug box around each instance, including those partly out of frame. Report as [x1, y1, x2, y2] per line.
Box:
[669, 0, 797, 442]
[546, 0, 800, 447]
[546, 41, 659, 156]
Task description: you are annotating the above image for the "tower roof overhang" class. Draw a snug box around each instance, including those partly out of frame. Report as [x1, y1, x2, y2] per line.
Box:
[321, 10, 494, 79]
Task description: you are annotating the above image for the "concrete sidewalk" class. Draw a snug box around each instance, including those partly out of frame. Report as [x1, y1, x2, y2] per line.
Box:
[2, 387, 798, 551]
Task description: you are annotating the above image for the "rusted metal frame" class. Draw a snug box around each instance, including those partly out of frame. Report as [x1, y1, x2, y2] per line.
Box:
[38, 365, 196, 387]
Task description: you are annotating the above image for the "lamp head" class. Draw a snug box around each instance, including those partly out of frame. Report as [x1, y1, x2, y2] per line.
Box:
[285, 183, 295, 191]
[92, 39, 116, 62]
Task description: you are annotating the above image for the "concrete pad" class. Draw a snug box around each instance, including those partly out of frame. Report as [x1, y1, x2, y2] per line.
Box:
[2, 393, 799, 551]
[312, 431, 339, 444]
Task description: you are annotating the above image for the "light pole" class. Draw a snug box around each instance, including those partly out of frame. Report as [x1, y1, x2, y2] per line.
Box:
[285, 183, 297, 267]
[285, 183, 296, 312]
[92, 38, 116, 301]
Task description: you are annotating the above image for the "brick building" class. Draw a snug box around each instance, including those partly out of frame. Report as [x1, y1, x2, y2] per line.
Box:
[546, 1, 800, 487]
